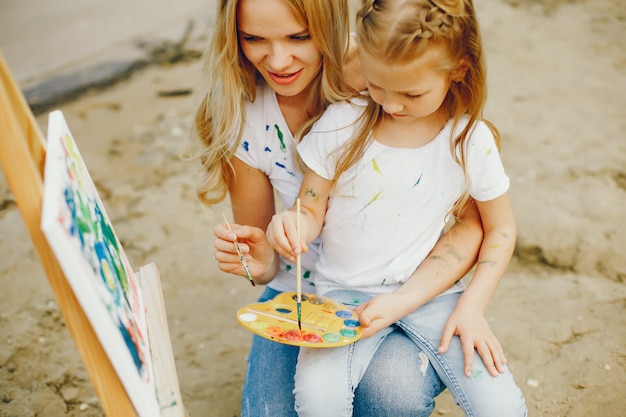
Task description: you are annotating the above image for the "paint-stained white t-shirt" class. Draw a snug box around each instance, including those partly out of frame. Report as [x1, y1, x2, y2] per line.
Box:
[235, 82, 318, 293]
[298, 99, 509, 296]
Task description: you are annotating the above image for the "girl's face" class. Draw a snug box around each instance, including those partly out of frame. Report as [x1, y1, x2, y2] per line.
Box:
[237, 0, 322, 99]
[361, 43, 454, 124]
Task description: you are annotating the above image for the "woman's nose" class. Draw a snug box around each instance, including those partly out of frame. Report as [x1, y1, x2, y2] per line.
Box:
[266, 43, 294, 71]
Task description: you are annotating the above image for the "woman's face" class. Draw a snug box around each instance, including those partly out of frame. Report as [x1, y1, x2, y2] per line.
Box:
[237, 0, 322, 98]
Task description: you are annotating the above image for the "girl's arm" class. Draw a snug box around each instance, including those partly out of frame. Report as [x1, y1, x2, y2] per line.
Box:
[266, 167, 332, 262]
[354, 200, 483, 334]
[213, 156, 279, 285]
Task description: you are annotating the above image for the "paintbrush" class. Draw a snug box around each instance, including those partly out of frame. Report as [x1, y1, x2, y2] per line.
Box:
[222, 213, 255, 286]
[296, 198, 302, 330]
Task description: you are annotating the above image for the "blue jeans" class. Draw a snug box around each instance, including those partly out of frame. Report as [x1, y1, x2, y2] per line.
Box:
[294, 292, 527, 417]
[241, 287, 444, 417]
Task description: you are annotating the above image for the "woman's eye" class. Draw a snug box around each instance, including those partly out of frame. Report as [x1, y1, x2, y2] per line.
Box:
[241, 35, 262, 43]
[291, 34, 311, 42]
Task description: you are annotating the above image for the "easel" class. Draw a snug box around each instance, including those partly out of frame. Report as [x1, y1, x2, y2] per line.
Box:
[0, 53, 186, 417]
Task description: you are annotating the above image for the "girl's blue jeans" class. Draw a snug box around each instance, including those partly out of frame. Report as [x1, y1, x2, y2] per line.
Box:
[294, 291, 528, 417]
[241, 286, 445, 417]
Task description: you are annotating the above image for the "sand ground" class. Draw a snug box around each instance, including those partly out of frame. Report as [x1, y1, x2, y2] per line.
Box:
[1, 0, 625, 416]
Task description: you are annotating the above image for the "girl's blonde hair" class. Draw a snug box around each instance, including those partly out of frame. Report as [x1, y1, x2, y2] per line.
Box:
[193, 0, 351, 206]
[339, 0, 499, 219]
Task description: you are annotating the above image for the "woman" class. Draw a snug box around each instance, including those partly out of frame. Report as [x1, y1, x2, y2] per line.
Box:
[193, 0, 489, 415]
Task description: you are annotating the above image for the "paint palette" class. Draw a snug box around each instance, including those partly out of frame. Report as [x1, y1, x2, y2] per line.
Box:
[236, 291, 363, 348]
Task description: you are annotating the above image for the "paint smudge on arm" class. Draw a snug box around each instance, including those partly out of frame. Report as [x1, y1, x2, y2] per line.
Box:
[445, 244, 464, 263]
[305, 188, 319, 201]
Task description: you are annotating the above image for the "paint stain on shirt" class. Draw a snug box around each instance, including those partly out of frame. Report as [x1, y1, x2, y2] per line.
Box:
[372, 158, 382, 175]
[275, 162, 296, 176]
[274, 124, 287, 152]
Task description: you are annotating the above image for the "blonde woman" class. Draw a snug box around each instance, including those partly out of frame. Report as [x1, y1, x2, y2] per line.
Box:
[194, 0, 487, 415]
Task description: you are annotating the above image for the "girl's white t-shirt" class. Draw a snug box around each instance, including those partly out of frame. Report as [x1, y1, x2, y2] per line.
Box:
[299, 99, 510, 296]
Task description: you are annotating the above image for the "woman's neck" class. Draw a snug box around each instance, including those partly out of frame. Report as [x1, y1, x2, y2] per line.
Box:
[276, 91, 310, 136]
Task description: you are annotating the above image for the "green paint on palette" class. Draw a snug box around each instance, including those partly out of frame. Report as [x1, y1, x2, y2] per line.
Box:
[285, 265, 292, 271]
[340, 328, 357, 338]
[303, 270, 311, 279]
[323, 333, 340, 343]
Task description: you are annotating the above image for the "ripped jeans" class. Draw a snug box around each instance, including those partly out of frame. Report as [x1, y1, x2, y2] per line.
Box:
[293, 291, 528, 417]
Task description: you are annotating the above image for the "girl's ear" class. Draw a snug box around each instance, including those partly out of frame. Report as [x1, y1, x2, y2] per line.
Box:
[451, 59, 470, 82]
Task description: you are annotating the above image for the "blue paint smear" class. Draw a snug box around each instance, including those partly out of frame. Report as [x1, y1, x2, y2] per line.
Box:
[413, 173, 422, 187]
[264, 146, 272, 152]
[242, 141, 249, 151]
[265, 124, 270, 131]
[275, 162, 296, 176]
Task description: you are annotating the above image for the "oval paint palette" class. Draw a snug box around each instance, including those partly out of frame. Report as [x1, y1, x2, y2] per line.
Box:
[236, 291, 363, 348]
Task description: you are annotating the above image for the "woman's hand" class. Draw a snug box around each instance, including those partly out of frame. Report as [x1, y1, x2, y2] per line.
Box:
[213, 222, 277, 284]
[438, 303, 507, 378]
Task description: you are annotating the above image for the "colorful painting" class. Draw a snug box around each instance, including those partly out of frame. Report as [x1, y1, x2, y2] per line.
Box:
[41, 110, 159, 416]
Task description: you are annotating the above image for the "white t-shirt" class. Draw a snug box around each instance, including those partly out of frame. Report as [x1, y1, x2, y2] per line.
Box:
[234, 82, 319, 293]
[299, 99, 510, 296]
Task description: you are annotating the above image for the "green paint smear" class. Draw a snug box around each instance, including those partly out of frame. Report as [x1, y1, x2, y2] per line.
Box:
[274, 124, 287, 152]
[305, 188, 319, 200]
[471, 369, 484, 379]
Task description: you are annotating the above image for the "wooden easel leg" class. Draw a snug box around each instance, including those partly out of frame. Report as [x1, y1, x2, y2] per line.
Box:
[0, 53, 138, 417]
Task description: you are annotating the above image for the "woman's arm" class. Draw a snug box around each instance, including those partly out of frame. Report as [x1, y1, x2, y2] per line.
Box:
[437, 192, 516, 375]
[213, 156, 279, 285]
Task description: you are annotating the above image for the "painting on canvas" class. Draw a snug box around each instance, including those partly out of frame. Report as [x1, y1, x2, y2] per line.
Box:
[41, 110, 159, 416]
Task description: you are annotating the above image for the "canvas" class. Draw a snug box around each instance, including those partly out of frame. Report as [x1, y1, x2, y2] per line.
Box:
[41, 110, 160, 416]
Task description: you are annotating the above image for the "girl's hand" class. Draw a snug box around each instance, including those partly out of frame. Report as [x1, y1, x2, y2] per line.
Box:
[213, 223, 276, 281]
[353, 293, 409, 338]
[266, 211, 308, 263]
[438, 304, 507, 378]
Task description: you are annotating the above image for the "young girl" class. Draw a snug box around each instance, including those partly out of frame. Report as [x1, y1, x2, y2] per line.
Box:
[266, 0, 527, 416]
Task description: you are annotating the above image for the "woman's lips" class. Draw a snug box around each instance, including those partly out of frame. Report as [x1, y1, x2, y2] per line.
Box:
[268, 69, 302, 85]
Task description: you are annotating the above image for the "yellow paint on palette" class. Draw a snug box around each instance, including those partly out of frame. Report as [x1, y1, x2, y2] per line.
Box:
[236, 291, 363, 348]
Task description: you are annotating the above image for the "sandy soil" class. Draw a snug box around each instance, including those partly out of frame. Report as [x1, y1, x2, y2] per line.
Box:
[1, 0, 625, 416]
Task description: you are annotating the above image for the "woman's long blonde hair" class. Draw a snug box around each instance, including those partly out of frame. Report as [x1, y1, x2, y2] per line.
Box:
[337, 0, 499, 219]
[192, 0, 351, 206]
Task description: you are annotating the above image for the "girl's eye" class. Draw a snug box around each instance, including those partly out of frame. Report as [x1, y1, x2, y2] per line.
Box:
[406, 94, 422, 100]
